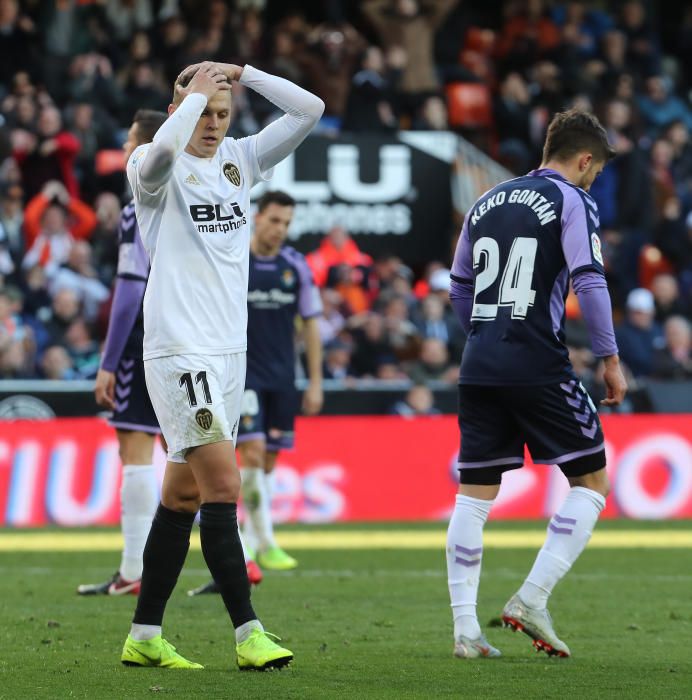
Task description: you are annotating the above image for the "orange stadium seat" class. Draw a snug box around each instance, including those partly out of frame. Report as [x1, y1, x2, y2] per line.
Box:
[445, 82, 493, 129]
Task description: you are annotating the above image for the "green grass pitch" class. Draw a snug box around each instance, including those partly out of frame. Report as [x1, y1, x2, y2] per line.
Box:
[1, 521, 691, 699]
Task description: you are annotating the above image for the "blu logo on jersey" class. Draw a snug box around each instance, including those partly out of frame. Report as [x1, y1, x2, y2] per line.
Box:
[189, 203, 247, 234]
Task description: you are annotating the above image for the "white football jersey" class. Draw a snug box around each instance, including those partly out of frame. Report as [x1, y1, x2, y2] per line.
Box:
[127, 137, 271, 360]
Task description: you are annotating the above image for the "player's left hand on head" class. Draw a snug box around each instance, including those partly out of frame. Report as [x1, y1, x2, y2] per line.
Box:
[302, 384, 323, 415]
[600, 356, 627, 407]
[213, 62, 244, 82]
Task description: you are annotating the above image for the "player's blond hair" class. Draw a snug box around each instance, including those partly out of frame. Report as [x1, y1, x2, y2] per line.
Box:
[172, 67, 231, 104]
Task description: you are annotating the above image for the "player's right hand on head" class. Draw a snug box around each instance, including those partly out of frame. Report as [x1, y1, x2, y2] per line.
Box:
[600, 357, 627, 407]
[94, 369, 116, 411]
[176, 62, 230, 102]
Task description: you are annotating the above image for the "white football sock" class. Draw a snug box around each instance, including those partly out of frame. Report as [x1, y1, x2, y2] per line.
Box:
[130, 623, 161, 641]
[446, 493, 494, 640]
[240, 467, 263, 554]
[120, 464, 158, 581]
[260, 470, 277, 549]
[519, 486, 606, 609]
[235, 619, 263, 644]
[238, 527, 252, 564]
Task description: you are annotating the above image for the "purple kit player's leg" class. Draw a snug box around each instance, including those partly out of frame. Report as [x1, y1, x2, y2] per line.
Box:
[503, 470, 608, 657]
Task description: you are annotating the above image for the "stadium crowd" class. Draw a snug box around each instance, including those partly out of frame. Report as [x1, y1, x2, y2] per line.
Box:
[0, 0, 690, 398]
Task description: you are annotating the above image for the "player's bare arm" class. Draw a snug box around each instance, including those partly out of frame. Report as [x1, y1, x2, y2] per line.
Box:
[302, 316, 323, 416]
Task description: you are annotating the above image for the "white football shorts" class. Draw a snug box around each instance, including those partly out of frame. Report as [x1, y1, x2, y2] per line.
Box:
[144, 352, 246, 463]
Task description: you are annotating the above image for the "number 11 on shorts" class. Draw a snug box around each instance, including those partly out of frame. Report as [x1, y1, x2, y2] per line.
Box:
[179, 371, 212, 407]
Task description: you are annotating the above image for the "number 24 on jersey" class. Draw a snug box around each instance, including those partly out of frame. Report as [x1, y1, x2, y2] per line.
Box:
[471, 237, 537, 321]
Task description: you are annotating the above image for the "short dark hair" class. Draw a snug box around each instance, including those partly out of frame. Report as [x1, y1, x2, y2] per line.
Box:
[256, 190, 296, 212]
[542, 109, 616, 164]
[132, 110, 168, 144]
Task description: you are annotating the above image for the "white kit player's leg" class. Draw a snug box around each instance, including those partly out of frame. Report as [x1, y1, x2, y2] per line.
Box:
[120, 464, 158, 582]
[446, 493, 500, 658]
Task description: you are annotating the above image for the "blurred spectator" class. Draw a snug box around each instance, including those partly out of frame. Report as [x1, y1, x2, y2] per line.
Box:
[494, 71, 534, 173]
[413, 293, 464, 361]
[67, 53, 123, 117]
[13, 106, 81, 198]
[22, 180, 96, 249]
[323, 338, 353, 381]
[615, 288, 665, 377]
[307, 226, 372, 285]
[618, 0, 660, 79]
[307, 226, 375, 313]
[103, 0, 154, 42]
[652, 316, 692, 379]
[651, 273, 690, 323]
[21, 182, 96, 278]
[381, 294, 420, 359]
[637, 75, 692, 137]
[20, 264, 52, 320]
[43, 287, 81, 346]
[403, 337, 458, 384]
[342, 46, 399, 132]
[389, 383, 440, 416]
[64, 317, 100, 379]
[495, 0, 561, 71]
[349, 311, 395, 377]
[0, 0, 39, 89]
[49, 240, 109, 321]
[120, 62, 169, 122]
[40, 344, 77, 380]
[412, 95, 449, 130]
[362, 0, 458, 117]
[0, 336, 31, 378]
[664, 119, 692, 199]
[317, 288, 346, 345]
[90, 192, 121, 285]
[375, 354, 409, 381]
[67, 102, 116, 195]
[300, 22, 366, 127]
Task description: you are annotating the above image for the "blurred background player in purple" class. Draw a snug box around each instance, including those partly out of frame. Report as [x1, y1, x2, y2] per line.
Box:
[77, 110, 167, 597]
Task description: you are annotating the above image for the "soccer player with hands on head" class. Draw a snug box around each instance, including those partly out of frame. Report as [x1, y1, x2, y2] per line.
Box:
[446, 109, 627, 660]
[120, 59, 324, 671]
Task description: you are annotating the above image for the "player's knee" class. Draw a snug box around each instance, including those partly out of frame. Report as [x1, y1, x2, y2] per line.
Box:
[117, 430, 155, 464]
[201, 472, 241, 503]
[239, 441, 265, 470]
[161, 489, 201, 513]
[568, 468, 610, 497]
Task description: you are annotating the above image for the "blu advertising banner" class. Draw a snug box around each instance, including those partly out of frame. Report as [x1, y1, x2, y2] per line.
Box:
[0, 415, 690, 526]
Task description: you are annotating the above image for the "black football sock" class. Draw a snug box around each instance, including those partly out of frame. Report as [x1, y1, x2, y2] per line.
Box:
[132, 504, 196, 626]
[199, 502, 256, 628]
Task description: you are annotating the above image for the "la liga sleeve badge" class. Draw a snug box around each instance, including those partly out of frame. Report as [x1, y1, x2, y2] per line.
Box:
[591, 232, 604, 265]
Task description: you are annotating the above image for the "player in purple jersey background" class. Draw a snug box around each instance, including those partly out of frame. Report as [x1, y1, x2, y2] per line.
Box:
[445, 110, 627, 660]
[188, 190, 323, 596]
[77, 110, 167, 598]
